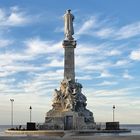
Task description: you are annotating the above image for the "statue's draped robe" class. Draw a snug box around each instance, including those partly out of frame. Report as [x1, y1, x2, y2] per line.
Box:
[64, 12, 74, 39]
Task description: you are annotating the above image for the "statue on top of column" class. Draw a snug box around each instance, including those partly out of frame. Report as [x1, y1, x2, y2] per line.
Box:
[64, 9, 74, 40]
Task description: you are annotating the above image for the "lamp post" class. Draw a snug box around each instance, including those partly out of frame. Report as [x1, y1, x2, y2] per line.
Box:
[29, 106, 32, 122]
[10, 99, 14, 128]
[113, 105, 115, 122]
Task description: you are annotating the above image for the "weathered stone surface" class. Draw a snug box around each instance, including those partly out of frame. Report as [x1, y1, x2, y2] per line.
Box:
[106, 122, 120, 130]
[64, 9, 74, 40]
[42, 117, 64, 130]
[63, 40, 76, 47]
[63, 40, 76, 81]
[44, 78, 95, 130]
[43, 10, 95, 130]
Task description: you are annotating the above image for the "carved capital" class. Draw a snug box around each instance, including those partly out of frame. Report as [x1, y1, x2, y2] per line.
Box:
[62, 40, 77, 48]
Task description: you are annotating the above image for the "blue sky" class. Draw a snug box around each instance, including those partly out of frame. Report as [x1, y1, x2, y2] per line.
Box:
[0, 0, 140, 125]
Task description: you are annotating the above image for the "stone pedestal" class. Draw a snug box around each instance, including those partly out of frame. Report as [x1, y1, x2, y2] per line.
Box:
[41, 109, 95, 130]
[42, 39, 95, 130]
[27, 122, 36, 130]
[106, 122, 120, 130]
[42, 77, 95, 130]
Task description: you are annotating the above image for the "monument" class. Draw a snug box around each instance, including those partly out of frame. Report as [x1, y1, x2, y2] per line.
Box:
[5, 10, 132, 136]
[40, 10, 95, 130]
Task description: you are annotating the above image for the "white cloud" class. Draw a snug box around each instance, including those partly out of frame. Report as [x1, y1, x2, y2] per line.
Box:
[76, 43, 99, 55]
[114, 60, 130, 67]
[96, 81, 117, 86]
[45, 59, 63, 67]
[0, 37, 63, 78]
[0, 9, 5, 19]
[75, 55, 93, 68]
[84, 87, 140, 99]
[75, 42, 125, 74]
[0, 7, 30, 27]
[0, 52, 35, 67]
[0, 63, 43, 78]
[130, 49, 140, 61]
[17, 69, 64, 96]
[33, 70, 63, 83]
[123, 70, 134, 80]
[8, 12, 27, 26]
[0, 51, 44, 77]
[75, 15, 140, 41]
[95, 28, 114, 38]
[106, 49, 121, 56]
[0, 71, 14, 78]
[76, 75, 92, 80]
[116, 22, 140, 40]
[99, 70, 113, 78]
[0, 39, 13, 48]
[25, 38, 62, 55]
[84, 61, 113, 71]
[76, 16, 96, 35]
[4, 64, 43, 73]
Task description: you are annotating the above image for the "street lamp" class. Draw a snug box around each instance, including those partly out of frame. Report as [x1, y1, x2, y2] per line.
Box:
[113, 105, 115, 122]
[29, 106, 32, 122]
[10, 99, 14, 128]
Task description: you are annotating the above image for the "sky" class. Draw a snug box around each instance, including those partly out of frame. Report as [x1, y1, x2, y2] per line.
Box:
[0, 0, 140, 125]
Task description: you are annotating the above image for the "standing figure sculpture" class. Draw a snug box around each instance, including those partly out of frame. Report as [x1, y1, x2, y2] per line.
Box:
[64, 9, 74, 40]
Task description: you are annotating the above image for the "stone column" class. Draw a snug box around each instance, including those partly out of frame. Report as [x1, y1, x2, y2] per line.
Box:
[63, 40, 76, 81]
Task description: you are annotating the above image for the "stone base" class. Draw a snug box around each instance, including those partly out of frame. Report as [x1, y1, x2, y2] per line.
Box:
[106, 122, 120, 130]
[40, 110, 95, 130]
[40, 117, 64, 130]
[26, 122, 36, 130]
[42, 79, 95, 130]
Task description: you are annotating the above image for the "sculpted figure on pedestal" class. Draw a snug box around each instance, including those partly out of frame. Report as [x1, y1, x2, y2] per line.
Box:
[52, 78, 89, 112]
[53, 89, 61, 103]
[64, 9, 74, 40]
